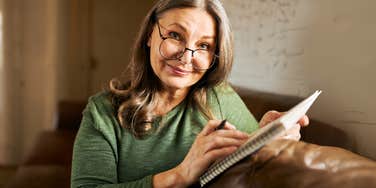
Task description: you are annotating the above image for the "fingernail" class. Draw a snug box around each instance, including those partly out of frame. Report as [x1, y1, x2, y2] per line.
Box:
[228, 124, 236, 130]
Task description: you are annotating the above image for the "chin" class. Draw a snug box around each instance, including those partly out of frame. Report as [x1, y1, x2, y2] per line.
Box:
[164, 79, 195, 90]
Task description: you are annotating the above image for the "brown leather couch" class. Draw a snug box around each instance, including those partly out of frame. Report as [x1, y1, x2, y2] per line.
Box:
[5, 87, 374, 187]
[206, 139, 376, 188]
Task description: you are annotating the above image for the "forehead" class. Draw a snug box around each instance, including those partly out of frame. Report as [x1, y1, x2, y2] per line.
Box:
[158, 8, 216, 37]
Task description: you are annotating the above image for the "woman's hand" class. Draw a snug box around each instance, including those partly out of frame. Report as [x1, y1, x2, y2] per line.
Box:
[259, 110, 309, 140]
[156, 120, 249, 187]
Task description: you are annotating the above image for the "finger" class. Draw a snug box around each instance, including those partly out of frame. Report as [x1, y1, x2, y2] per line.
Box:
[204, 146, 238, 162]
[259, 110, 283, 127]
[200, 120, 223, 136]
[204, 136, 247, 152]
[212, 129, 249, 140]
[282, 133, 301, 140]
[222, 122, 237, 130]
[264, 110, 282, 121]
[298, 115, 309, 127]
[282, 124, 301, 140]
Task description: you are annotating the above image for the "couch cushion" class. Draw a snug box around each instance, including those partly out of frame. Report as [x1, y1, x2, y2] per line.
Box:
[234, 86, 300, 121]
[301, 119, 354, 150]
[22, 130, 77, 165]
[5, 165, 70, 188]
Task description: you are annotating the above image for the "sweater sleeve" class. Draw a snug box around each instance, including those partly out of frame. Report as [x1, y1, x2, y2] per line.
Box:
[71, 95, 153, 188]
[211, 84, 259, 134]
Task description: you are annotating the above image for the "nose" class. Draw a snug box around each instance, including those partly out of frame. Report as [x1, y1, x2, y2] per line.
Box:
[179, 48, 194, 66]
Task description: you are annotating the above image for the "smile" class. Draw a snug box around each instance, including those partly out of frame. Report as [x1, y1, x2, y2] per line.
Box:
[165, 63, 191, 76]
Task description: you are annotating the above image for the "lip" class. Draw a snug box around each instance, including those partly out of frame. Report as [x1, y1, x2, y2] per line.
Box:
[166, 64, 191, 76]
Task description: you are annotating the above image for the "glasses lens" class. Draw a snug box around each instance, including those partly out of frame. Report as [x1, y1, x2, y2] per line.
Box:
[194, 50, 213, 70]
[159, 38, 215, 70]
[160, 38, 185, 60]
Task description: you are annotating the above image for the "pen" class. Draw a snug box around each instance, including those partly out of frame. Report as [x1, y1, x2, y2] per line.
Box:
[215, 119, 227, 131]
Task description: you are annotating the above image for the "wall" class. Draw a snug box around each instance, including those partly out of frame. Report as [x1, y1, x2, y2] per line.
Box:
[2, 0, 28, 164]
[0, 0, 154, 165]
[56, 0, 90, 101]
[1, 0, 60, 164]
[223, 0, 376, 159]
[88, 0, 154, 95]
[57, 0, 154, 101]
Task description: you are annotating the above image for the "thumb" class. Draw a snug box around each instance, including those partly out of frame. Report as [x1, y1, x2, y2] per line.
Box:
[259, 111, 282, 127]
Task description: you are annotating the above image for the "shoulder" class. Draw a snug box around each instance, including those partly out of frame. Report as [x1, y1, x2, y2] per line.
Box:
[74, 91, 122, 167]
[206, 82, 244, 118]
[208, 83, 242, 103]
[207, 83, 259, 133]
[82, 91, 119, 132]
[85, 91, 114, 116]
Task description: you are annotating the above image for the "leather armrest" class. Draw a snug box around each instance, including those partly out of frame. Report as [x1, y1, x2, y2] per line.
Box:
[207, 139, 376, 188]
[22, 130, 77, 165]
[56, 101, 86, 130]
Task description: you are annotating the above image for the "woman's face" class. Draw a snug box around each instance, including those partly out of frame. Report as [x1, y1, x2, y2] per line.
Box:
[148, 8, 217, 92]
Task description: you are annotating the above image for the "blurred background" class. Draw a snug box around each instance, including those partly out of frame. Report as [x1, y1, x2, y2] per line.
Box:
[0, 0, 154, 166]
[0, 0, 375, 186]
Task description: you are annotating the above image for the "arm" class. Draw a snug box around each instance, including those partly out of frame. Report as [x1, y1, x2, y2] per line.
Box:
[153, 120, 250, 187]
[152, 85, 264, 187]
[71, 111, 154, 188]
[72, 111, 249, 188]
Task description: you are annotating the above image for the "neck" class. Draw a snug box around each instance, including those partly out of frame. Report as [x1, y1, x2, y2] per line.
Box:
[155, 87, 190, 116]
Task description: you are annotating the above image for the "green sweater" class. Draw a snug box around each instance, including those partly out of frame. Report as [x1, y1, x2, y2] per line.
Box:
[71, 85, 259, 188]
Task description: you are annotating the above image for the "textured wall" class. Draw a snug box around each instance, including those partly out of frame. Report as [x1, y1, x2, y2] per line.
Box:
[224, 0, 376, 159]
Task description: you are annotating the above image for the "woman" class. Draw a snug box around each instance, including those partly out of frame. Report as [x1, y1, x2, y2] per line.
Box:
[71, 0, 308, 187]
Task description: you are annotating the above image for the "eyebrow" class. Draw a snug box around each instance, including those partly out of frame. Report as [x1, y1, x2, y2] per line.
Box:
[166, 22, 216, 40]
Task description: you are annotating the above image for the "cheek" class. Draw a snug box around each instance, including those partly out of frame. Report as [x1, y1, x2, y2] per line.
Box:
[148, 31, 163, 67]
[149, 44, 163, 71]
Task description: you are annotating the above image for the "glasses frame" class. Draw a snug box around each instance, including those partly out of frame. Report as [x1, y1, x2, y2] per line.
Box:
[156, 22, 219, 71]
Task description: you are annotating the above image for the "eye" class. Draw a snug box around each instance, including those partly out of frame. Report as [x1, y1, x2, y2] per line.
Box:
[168, 31, 182, 40]
[198, 43, 211, 50]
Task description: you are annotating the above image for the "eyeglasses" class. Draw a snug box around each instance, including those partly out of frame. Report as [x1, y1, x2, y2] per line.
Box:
[156, 22, 218, 71]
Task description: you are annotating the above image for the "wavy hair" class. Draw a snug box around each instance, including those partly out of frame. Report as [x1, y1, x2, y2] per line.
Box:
[109, 0, 234, 138]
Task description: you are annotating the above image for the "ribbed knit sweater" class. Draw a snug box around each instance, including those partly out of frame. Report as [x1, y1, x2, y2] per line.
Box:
[71, 85, 259, 188]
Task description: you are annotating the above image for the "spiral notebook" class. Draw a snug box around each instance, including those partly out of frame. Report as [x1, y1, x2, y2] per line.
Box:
[199, 90, 322, 187]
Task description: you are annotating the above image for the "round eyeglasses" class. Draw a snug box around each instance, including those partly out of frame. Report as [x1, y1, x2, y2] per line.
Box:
[157, 22, 218, 71]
